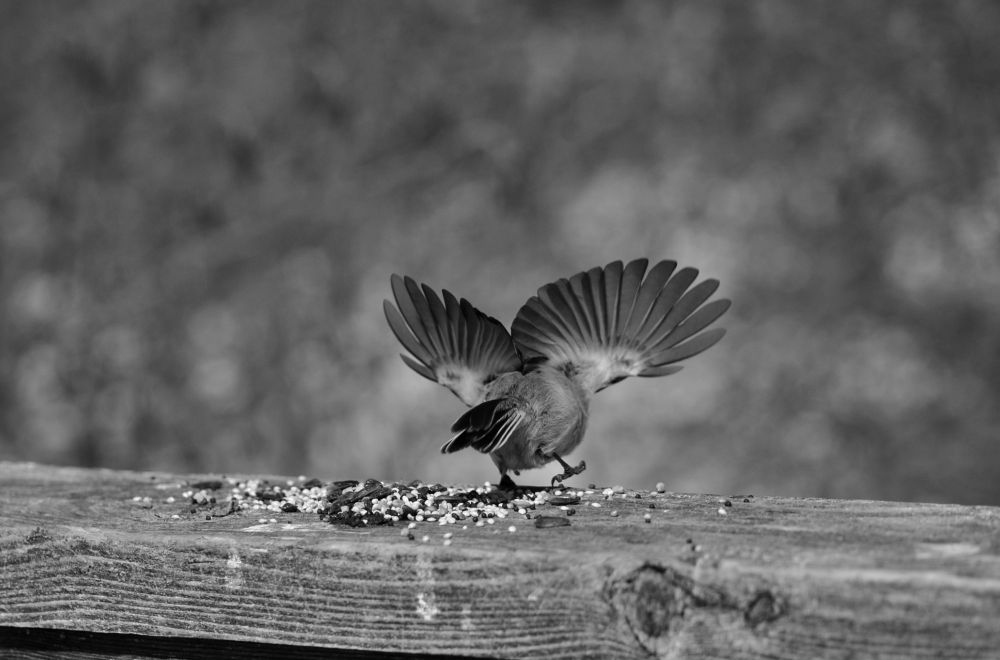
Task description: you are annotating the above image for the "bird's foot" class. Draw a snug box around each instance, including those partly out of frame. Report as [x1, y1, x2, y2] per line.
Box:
[550, 454, 587, 487]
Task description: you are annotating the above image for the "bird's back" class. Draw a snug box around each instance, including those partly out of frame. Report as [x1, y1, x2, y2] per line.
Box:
[487, 365, 590, 473]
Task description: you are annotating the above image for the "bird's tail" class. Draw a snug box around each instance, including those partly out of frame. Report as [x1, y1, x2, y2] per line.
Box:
[442, 398, 525, 455]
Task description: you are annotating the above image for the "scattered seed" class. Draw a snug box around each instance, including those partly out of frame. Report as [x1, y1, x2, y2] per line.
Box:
[643, 513, 652, 523]
[508, 525, 517, 533]
[610, 510, 619, 517]
[655, 482, 666, 493]
[158, 476, 575, 532]
[717, 507, 728, 516]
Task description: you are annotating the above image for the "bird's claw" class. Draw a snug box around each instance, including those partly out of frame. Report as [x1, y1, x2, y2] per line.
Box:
[550, 460, 587, 487]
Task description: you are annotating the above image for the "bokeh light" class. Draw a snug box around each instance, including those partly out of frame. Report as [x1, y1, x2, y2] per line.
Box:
[1, 1, 998, 503]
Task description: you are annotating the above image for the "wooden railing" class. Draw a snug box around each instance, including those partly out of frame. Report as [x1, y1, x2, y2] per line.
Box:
[1, 461, 998, 659]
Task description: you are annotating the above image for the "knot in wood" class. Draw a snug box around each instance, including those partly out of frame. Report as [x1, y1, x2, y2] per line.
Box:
[609, 563, 703, 653]
[745, 590, 782, 627]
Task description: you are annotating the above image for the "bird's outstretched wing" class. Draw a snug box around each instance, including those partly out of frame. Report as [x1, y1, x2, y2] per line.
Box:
[384, 274, 523, 406]
[510, 259, 730, 394]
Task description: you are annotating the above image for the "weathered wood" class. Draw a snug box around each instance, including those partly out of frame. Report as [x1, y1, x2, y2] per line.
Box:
[1, 461, 999, 659]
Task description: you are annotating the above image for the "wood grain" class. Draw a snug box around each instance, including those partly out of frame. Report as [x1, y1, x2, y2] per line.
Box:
[1, 461, 999, 659]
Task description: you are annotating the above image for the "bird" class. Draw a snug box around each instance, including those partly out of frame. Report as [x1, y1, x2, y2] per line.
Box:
[383, 258, 730, 489]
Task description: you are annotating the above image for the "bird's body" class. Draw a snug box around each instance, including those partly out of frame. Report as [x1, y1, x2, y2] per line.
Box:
[384, 258, 730, 486]
[477, 365, 590, 475]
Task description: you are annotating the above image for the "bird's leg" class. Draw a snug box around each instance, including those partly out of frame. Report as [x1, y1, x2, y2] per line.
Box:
[549, 452, 587, 487]
[498, 473, 518, 491]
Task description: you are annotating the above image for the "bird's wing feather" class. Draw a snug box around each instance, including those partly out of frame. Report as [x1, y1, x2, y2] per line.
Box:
[385, 274, 522, 406]
[511, 259, 731, 394]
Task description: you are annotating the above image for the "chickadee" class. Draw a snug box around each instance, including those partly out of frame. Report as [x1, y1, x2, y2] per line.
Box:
[384, 259, 730, 488]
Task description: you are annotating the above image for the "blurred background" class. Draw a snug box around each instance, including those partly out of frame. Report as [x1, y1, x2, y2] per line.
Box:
[1, 0, 999, 504]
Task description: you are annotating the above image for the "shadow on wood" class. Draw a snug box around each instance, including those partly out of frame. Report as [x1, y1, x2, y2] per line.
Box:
[0, 626, 491, 660]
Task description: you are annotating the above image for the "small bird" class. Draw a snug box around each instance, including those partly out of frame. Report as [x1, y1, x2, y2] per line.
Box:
[384, 258, 730, 488]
